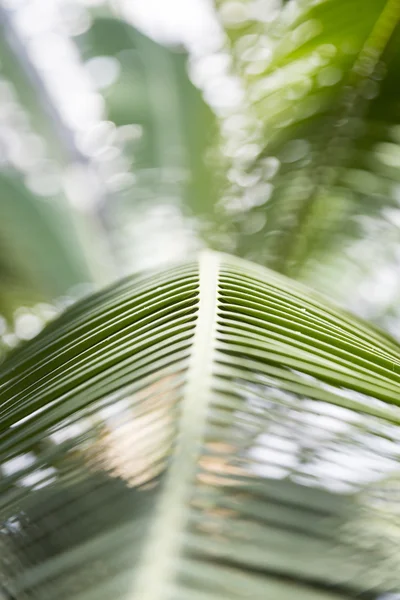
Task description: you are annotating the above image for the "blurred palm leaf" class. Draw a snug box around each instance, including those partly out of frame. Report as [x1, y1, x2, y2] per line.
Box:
[0, 8, 107, 321]
[77, 12, 220, 219]
[0, 172, 96, 321]
[217, 0, 400, 285]
[1, 252, 400, 599]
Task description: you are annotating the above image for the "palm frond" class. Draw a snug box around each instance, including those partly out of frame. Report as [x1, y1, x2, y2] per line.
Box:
[216, 0, 400, 285]
[1, 252, 400, 599]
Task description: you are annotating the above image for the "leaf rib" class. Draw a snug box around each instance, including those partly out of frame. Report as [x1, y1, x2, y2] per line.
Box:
[130, 250, 220, 600]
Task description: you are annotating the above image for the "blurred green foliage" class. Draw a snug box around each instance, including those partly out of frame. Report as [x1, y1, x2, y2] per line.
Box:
[2, 0, 400, 334]
[216, 0, 400, 284]
[0, 4, 220, 334]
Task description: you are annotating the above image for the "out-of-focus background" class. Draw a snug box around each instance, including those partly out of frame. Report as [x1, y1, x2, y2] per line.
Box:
[1, 0, 400, 352]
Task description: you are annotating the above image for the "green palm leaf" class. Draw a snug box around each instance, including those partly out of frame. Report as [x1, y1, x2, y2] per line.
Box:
[1, 252, 400, 599]
[217, 0, 400, 289]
